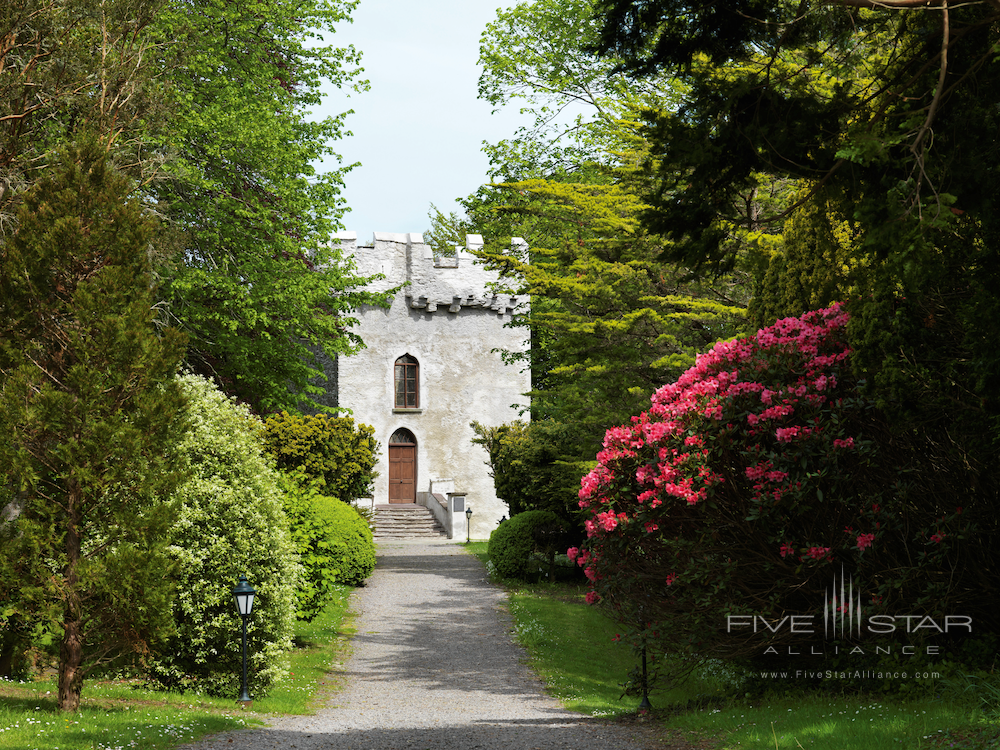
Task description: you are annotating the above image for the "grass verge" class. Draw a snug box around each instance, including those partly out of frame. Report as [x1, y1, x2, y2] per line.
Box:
[0, 584, 356, 749]
[463, 541, 1000, 749]
[667, 693, 999, 749]
[0, 679, 257, 750]
[463, 541, 730, 717]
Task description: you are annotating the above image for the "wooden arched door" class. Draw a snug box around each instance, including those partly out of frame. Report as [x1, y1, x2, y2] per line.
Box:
[388, 428, 417, 503]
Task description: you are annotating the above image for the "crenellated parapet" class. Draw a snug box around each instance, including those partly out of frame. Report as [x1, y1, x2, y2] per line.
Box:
[335, 231, 526, 317]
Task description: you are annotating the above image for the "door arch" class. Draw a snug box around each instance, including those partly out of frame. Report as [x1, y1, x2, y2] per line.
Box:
[388, 428, 417, 503]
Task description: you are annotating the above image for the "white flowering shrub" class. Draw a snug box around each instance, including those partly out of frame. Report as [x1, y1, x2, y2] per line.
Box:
[145, 374, 301, 697]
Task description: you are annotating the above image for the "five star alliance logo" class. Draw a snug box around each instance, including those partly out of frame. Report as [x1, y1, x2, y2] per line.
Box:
[823, 568, 862, 639]
[726, 567, 972, 656]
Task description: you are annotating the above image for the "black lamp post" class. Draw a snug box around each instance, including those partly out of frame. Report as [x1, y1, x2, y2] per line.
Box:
[638, 645, 652, 711]
[637, 599, 652, 711]
[465, 506, 473, 543]
[232, 575, 256, 706]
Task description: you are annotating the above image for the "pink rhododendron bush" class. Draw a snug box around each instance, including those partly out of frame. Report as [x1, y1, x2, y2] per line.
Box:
[572, 305, 978, 664]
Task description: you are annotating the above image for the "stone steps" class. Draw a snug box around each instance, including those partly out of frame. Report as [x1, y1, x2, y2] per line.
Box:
[374, 504, 447, 539]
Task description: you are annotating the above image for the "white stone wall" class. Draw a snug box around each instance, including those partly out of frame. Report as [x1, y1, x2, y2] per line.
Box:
[335, 232, 529, 540]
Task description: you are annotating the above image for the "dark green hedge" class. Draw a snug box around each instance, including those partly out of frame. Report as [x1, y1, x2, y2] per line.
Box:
[487, 510, 566, 581]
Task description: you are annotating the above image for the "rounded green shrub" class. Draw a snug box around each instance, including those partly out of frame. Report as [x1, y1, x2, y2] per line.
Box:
[488, 510, 566, 581]
[320, 492, 376, 587]
[146, 374, 300, 698]
[262, 412, 378, 502]
[280, 471, 375, 621]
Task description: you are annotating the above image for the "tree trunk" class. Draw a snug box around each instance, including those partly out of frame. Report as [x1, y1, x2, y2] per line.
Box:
[58, 485, 84, 712]
[58, 617, 84, 712]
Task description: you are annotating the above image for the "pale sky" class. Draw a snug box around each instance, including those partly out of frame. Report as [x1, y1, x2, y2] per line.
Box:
[314, 0, 528, 242]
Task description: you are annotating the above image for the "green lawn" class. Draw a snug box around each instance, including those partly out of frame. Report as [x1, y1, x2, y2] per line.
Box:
[0, 681, 256, 749]
[668, 694, 1000, 749]
[0, 584, 355, 749]
[463, 541, 1000, 749]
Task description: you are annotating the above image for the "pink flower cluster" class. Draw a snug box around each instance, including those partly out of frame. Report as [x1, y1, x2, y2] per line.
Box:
[775, 426, 800, 443]
[573, 305, 859, 590]
[802, 546, 832, 561]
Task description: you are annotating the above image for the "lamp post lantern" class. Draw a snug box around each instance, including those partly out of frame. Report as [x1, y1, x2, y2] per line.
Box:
[232, 575, 256, 706]
[465, 506, 473, 543]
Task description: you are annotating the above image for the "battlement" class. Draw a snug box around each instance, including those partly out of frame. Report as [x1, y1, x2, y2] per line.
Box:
[335, 231, 527, 316]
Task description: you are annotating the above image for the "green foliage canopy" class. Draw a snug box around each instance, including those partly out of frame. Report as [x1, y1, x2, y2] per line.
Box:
[589, 0, 1000, 273]
[474, 176, 745, 450]
[0, 0, 169, 229]
[478, 0, 681, 179]
[1, 0, 392, 413]
[150, 0, 393, 412]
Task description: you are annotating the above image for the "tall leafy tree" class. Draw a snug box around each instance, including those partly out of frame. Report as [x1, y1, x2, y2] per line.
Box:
[590, 0, 1000, 437]
[589, 0, 1000, 272]
[471, 1, 746, 459]
[0, 137, 188, 711]
[476, 175, 744, 447]
[2, 0, 390, 414]
[150, 0, 390, 412]
[479, 0, 681, 180]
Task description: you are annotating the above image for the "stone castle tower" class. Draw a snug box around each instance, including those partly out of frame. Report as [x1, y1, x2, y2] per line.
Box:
[331, 231, 529, 540]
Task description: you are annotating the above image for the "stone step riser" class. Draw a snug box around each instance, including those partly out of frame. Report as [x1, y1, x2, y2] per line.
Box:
[373, 508, 447, 539]
[377, 527, 440, 532]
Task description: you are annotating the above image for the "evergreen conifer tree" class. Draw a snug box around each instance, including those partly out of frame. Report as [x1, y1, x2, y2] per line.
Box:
[0, 136, 187, 712]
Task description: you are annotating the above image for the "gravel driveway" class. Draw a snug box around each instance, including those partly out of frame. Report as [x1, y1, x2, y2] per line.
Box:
[178, 539, 647, 750]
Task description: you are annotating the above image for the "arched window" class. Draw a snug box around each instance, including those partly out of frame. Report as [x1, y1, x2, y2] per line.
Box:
[394, 355, 419, 408]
